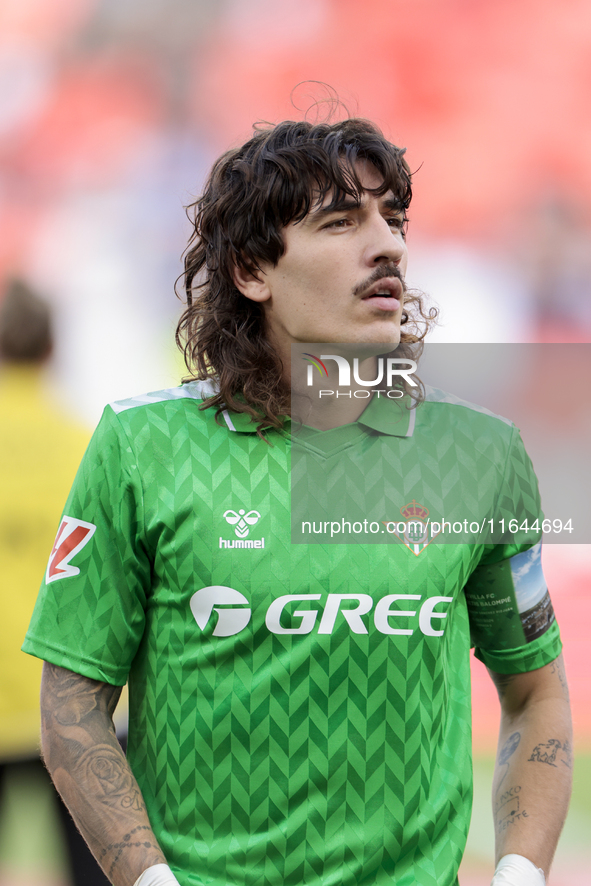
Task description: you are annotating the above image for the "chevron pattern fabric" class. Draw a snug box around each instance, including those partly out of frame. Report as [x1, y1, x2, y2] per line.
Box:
[23, 386, 562, 886]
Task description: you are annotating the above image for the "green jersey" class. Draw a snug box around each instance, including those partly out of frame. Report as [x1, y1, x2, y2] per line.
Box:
[23, 381, 561, 886]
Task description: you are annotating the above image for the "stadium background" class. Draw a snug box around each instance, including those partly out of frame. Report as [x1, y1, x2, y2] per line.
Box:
[0, 0, 589, 883]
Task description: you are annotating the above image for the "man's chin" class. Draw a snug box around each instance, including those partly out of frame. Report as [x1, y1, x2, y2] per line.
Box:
[292, 329, 402, 359]
[332, 333, 402, 358]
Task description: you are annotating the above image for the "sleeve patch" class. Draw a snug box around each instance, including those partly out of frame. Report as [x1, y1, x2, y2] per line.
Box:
[465, 541, 556, 650]
[46, 515, 97, 584]
[509, 541, 555, 642]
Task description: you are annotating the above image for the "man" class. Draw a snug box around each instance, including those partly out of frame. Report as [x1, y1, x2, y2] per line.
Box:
[23, 119, 572, 886]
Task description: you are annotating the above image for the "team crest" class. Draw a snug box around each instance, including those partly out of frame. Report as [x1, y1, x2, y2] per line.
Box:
[223, 508, 261, 538]
[46, 515, 96, 584]
[383, 500, 440, 556]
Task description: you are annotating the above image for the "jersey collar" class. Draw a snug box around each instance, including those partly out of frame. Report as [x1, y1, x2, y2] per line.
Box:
[224, 393, 416, 438]
[356, 393, 416, 437]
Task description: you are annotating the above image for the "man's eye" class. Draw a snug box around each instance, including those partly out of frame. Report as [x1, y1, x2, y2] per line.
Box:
[388, 216, 408, 238]
[325, 218, 350, 229]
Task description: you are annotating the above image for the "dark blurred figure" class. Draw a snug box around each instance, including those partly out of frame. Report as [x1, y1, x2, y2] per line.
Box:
[0, 279, 109, 886]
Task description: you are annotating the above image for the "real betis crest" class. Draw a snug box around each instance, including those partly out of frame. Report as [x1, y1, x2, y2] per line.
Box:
[384, 500, 440, 556]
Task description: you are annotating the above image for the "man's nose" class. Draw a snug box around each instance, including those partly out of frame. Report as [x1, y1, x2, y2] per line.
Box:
[365, 215, 406, 266]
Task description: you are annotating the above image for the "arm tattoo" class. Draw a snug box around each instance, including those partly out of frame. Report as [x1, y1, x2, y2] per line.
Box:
[550, 658, 570, 699]
[528, 738, 572, 768]
[42, 662, 122, 728]
[560, 740, 573, 769]
[41, 663, 166, 883]
[495, 785, 529, 831]
[499, 731, 521, 765]
[77, 744, 147, 813]
[495, 731, 521, 793]
[100, 825, 152, 859]
[100, 827, 161, 879]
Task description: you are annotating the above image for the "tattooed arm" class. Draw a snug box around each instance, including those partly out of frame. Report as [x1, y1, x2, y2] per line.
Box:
[41, 662, 167, 886]
[488, 654, 573, 876]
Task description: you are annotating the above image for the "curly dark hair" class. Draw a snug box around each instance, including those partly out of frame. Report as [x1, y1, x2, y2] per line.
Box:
[176, 118, 437, 432]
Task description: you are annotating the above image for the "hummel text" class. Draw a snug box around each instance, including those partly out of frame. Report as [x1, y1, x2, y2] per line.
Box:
[219, 537, 265, 549]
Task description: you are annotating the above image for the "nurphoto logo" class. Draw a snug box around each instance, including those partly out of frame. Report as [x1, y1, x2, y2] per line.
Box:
[302, 353, 417, 399]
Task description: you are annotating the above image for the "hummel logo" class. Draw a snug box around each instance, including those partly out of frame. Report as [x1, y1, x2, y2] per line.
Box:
[223, 508, 261, 538]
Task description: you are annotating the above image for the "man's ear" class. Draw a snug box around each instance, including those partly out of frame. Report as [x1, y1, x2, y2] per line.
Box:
[233, 262, 271, 303]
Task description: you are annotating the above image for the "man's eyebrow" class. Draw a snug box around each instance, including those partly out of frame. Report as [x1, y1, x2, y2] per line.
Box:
[303, 194, 405, 225]
[302, 197, 362, 224]
[381, 196, 406, 213]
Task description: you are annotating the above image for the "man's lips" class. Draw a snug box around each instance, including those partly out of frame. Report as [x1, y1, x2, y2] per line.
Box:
[360, 277, 402, 312]
[362, 296, 400, 312]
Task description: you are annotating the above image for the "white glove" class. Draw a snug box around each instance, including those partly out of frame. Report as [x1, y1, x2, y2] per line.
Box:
[133, 863, 181, 886]
[491, 854, 546, 886]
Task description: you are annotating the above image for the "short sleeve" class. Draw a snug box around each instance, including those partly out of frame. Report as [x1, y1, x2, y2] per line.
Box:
[486, 424, 544, 546]
[463, 426, 562, 673]
[22, 406, 151, 685]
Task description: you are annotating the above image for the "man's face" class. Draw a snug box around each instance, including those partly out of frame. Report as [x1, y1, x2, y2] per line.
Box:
[235, 161, 409, 354]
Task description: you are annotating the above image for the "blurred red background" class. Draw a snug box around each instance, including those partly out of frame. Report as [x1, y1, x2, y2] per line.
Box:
[0, 1, 589, 882]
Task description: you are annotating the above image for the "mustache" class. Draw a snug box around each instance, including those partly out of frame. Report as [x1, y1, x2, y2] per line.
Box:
[353, 264, 405, 297]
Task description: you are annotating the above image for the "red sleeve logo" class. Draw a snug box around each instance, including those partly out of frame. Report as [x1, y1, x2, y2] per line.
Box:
[46, 515, 97, 584]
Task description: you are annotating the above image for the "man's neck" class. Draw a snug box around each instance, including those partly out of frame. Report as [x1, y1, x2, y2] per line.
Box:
[290, 352, 380, 431]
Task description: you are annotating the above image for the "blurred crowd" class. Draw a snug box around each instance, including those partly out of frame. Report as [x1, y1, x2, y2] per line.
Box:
[0, 0, 590, 420]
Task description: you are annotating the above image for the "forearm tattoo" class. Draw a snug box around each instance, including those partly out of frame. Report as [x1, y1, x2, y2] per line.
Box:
[41, 663, 165, 882]
[100, 826, 155, 879]
[499, 731, 521, 765]
[76, 744, 147, 812]
[495, 730, 521, 793]
[549, 658, 570, 699]
[495, 784, 529, 832]
[528, 738, 573, 769]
